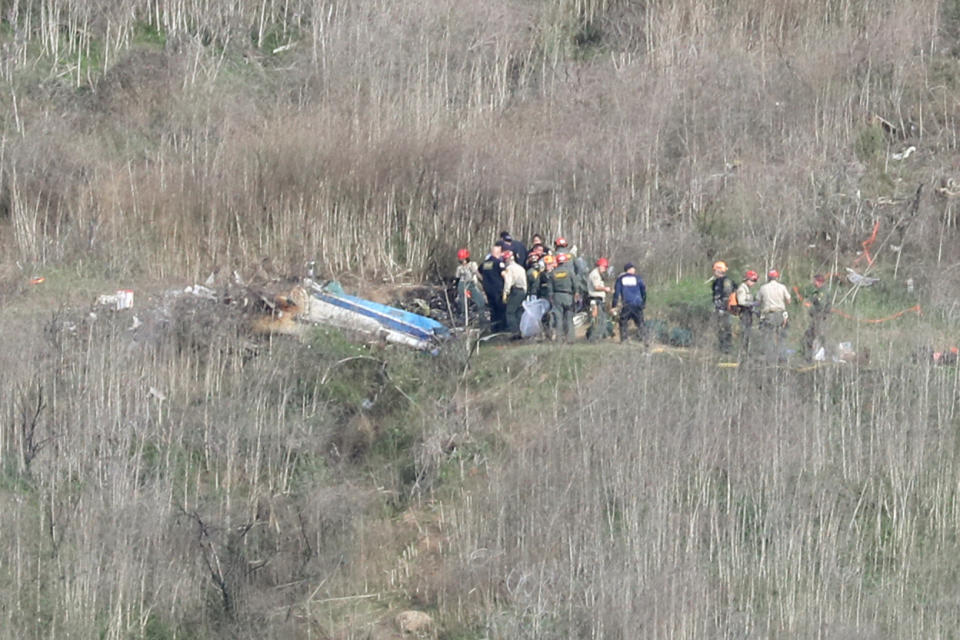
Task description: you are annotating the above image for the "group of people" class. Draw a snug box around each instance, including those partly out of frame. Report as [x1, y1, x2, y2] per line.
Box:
[711, 261, 831, 361]
[454, 233, 831, 359]
[454, 231, 648, 343]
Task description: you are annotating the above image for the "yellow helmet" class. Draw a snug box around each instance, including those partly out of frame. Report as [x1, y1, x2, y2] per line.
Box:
[713, 261, 728, 274]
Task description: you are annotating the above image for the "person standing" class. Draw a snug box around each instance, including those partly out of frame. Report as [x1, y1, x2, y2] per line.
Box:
[735, 270, 759, 357]
[480, 242, 507, 333]
[711, 261, 736, 354]
[756, 269, 792, 362]
[525, 247, 545, 299]
[803, 274, 831, 360]
[499, 231, 528, 268]
[587, 257, 613, 341]
[548, 252, 578, 342]
[501, 250, 528, 337]
[454, 248, 487, 326]
[612, 262, 648, 344]
[539, 254, 557, 339]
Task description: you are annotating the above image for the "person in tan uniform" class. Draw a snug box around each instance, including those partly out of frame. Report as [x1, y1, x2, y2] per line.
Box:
[455, 248, 486, 326]
[735, 270, 759, 357]
[501, 250, 528, 337]
[587, 258, 613, 341]
[756, 269, 792, 362]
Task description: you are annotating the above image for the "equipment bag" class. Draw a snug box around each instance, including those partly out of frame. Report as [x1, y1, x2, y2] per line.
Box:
[727, 287, 741, 315]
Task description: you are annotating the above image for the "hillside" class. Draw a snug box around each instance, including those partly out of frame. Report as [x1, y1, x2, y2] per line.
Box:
[4, 1, 960, 638]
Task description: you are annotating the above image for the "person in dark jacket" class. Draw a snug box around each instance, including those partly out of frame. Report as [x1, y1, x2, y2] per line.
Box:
[613, 263, 648, 344]
[711, 261, 736, 354]
[480, 242, 507, 332]
[499, 231, 527, 268]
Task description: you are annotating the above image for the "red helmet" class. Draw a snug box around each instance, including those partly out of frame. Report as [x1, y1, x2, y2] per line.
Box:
[768, 269, 780, 279]
[555, 236, 568, 248]
[596, 257, 609, 268]
[745, 270, 758, 281]
[502, 250, 514, 261]
[457, 248, 470, 261]
[556, 253, 570, 264]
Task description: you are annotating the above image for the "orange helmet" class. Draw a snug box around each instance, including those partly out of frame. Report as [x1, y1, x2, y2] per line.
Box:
[557, 253, 570, 264]
[596, 257, 609, 268]
[457, 248, 470, 261]
[555, 237, 568, 248]
[745, 270, 758, 281]
[713, 261, 727, 274]
[543, 254, 556, 265]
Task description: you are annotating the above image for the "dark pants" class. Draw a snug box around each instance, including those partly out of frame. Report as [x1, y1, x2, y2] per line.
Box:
[620, 304, 647, 343]
[485, 287, 507, 333]
[739, 311, 754, 357]
[803, 314, 828, 360]
[552, 293, 576, 341]
[716, 309, 732, 353]
[587, 298, 611, 341]
[760, 312, 788, 363]
[457, 281, 487, 326]
[505, 287, 525, 335]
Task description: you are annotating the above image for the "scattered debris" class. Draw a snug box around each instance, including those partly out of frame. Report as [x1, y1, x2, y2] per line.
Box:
[845, 268, 879, 287]
[96, 289, 134, 310]
[890, 145, 916, 160]
[395, 610, 433, 634]
[29, 276, 44, 285]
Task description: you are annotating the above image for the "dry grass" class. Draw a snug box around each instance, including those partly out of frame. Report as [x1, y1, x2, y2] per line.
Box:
[3, 0, 960, 637]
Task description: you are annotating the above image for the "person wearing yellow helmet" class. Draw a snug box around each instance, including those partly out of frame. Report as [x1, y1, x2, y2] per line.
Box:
[711, 260, 736, 354]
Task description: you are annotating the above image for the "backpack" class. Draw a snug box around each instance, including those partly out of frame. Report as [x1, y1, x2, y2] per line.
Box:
[726, 283, 741, 315]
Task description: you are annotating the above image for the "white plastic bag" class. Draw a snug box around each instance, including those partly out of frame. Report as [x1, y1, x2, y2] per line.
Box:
[520, 298, 551, 338]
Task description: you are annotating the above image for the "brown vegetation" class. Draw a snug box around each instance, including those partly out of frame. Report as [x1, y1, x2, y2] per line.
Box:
[3, 1, 960, 638]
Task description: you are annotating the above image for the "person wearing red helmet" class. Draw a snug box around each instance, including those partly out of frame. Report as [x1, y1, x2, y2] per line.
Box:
[711, 261, 737, 354]
[586, 257, 613, 341]
[735, 269, 760, 356]
[455, 247, 487, 327]
[756, 269, 792, 362]
[539, 254, 558, 339]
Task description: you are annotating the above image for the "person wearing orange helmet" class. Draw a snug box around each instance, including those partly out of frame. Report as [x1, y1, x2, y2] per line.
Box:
[587, 257, 613, 341]
[735, 269, 760, 356]
[756, 269, 792, 362]
[711, 261, 737, 354]
[455, 248, 487, 327]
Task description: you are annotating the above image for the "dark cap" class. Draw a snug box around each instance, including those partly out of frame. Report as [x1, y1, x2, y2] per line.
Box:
[624, 262, 635, 271]
[500, 231, 512, 241]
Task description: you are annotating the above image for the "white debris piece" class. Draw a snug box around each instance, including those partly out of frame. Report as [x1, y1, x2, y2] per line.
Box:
[845, 268, 879, 287]
[96, 289, 134, 310]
